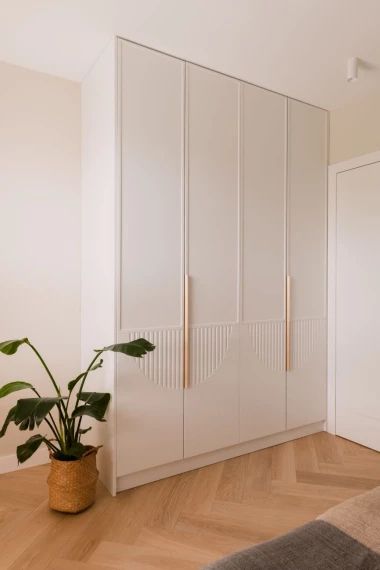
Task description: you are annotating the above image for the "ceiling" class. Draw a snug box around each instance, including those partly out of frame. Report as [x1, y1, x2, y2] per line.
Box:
[1, 0, 380, 109]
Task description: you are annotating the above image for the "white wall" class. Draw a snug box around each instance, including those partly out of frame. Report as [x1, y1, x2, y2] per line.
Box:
[0, 61, 81, 469]
[330, 90, 380, 164]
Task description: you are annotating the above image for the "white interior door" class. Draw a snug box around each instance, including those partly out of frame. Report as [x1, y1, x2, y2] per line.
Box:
[287, 100, 327, 429]
[117, 41, 184, 476]
[240, 83, 287, 442]
[336, 162, 380, 451]
[184, 63, 240, 458]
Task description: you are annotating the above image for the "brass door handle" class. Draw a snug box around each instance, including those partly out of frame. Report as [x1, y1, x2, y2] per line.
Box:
[183, 274, 190, 389]
[286, 275, 291, 371]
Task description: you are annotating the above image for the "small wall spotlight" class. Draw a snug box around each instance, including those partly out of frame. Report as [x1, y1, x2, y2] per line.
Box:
[347, 57, 359, 82]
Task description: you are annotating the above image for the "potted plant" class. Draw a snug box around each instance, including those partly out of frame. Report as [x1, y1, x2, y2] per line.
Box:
[0, 336, 154, 513]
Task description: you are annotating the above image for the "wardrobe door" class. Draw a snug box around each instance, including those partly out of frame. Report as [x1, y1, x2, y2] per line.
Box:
[117, 42, 184, 476]
[184, 63, 239, 457]
[287, 100, 327, 429]
[240, 84, 287, 442]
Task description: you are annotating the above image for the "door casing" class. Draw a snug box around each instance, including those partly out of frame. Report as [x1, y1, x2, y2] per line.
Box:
[327, 150, 380, 434]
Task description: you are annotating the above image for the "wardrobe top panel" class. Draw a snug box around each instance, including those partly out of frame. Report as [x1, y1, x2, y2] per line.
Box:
[117, 37, 327, 114]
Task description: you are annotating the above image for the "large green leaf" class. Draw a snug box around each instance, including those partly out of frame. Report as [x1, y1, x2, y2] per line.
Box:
[90, 360, 104, 371]
[97, 339, 155, 358]
[0, 406, 17, 437]
[65, 442, 87, 458]
[67, 372, 85, 393]
[13, 397, 61, 430]
[67, 359, 103, 392]
[0, 338, 28, 356]
[72, 406, 106, 421]
[72, 392, 111, 421]
[19, 418, 30, 431]
[0, 381, 34, 399]
[17, 434, 45, 464]
[54, 443, 93, 461]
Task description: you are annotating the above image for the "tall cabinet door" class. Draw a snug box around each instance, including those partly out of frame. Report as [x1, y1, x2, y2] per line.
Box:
[184, 63, 240, 457]
[240, 84, 287, 442]
[117, 42, 185, 476]
[287, 100, 327, 429]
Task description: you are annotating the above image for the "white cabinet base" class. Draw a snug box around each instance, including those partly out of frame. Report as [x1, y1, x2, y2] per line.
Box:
[116, 421, 325, 492]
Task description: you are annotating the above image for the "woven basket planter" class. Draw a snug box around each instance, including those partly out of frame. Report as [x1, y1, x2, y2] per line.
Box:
[47, 446, 99, 513]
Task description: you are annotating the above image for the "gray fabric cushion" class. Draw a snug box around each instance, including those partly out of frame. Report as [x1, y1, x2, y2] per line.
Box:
[204, 521, 380, 570]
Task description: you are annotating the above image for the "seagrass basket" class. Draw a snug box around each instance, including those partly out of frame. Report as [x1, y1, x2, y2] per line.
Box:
[47, 446, 99, 513]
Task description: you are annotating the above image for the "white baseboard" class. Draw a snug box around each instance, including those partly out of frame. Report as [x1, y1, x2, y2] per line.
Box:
[0, 422, 326, 484]
[0, 447, 49, 475]
[117, 421, 326, 492]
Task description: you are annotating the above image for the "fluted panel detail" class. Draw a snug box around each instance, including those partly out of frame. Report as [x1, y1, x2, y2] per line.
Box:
[248, 320, 286, 371]
[291, 318, 326, 370]
[190, 324, 233, 385]
[126, 327, 183, 389]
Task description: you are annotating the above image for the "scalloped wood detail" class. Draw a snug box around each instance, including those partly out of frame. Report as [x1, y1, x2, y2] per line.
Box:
[248, 318, 326, 371]
[248, 320, 286, 371]
[190, 324, 233, 385]
[291, 318, 326, 370]
[126, 328, 183, 389]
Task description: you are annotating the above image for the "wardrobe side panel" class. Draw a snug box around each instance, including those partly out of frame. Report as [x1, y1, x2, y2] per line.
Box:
[82, 40, 117, 494]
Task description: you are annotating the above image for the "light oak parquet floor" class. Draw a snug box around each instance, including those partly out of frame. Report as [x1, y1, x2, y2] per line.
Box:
[1, 432, 379, 569]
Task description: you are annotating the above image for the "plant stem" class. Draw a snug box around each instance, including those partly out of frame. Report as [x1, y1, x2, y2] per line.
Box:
[43, 438, 60, 454]
[26, 341, 68, 450]
[26, 341, 61, 395]
[73, 351, 103, 440]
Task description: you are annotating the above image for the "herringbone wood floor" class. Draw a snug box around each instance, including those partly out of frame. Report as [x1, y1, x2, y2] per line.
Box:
[1, 432, 380, 569]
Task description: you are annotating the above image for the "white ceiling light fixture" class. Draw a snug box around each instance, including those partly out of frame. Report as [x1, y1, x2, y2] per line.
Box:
[347, 57, 359, 82]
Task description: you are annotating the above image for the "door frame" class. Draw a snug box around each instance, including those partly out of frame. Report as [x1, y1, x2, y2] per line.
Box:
[327, 150, 380, 434]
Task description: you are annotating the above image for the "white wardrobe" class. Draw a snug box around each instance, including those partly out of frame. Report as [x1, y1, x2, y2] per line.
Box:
[82, 38, 328, 495]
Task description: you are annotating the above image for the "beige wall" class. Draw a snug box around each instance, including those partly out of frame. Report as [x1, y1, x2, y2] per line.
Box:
[330, 91, 380, 164]
[0, 62, 81, 466]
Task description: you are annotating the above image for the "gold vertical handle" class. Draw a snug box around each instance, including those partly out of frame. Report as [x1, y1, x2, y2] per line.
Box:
[286, 275, 291, 371]
[183, 274, 190, 389]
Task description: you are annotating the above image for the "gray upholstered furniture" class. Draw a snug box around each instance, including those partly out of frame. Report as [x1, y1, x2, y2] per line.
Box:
[205, 487, 380, 569]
